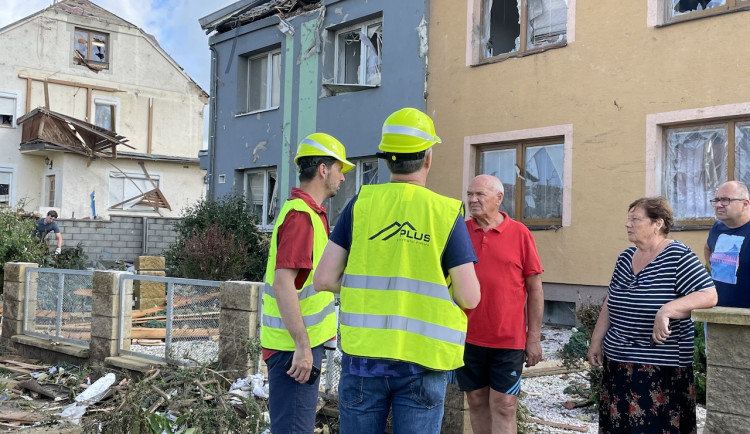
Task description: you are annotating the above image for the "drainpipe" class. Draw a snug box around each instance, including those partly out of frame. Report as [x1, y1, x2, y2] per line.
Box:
[208, 46, 219, 201]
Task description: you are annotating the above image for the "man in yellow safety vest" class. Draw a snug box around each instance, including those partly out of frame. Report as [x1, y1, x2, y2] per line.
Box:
[261, 132, 353, 433]
[314, 108, 481, 433]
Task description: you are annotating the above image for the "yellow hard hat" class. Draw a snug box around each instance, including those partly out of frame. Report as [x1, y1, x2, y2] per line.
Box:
[378, 108, 441, 154]
[294, 132, 354, 173]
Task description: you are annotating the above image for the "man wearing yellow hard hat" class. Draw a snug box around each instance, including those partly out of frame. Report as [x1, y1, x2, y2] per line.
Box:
[261, 132, 353, 433]
[314, 108, 481, 433]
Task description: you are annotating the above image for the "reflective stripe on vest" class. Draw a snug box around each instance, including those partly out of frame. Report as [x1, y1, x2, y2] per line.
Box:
[340, 312, 465, 346]
[260, 197, 336, 351]
[263, 299, 336, 330]
[341, 274, 453, 303]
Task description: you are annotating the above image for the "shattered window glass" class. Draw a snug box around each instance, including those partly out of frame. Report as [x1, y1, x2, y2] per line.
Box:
[0, 94, 16, 128]
[74, 28, 108, 63]
[0, 171, 11, 207]
[670, 0, 725, 19]
[335, 20, 382, 85]
[523, 144, 563, 220]
[735, 122, 750, 187]
[326, 158, 379, 227]
[244, 168, 278, 227]
[480, 141, 564, 224]
[480, 148, 518, 219]
[664, 125, 727, 221]
[483, 0, 567, 59]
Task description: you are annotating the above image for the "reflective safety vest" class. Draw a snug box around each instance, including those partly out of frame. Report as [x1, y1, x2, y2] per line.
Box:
[340, 183, 468, 370]
[261, 198, 336, 351]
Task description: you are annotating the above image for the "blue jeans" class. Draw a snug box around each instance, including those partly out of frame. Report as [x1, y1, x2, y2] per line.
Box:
[339, 370, 448, 434]
[266, 345, 324, 434]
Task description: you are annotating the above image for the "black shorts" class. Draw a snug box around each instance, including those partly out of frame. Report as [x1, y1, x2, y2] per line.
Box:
[455, 343, 525, 395]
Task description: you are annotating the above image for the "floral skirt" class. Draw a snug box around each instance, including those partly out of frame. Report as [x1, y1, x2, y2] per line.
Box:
[599, 357, 696, 434]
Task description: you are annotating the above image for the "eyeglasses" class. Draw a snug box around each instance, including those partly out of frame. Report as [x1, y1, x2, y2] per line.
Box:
[709, 197, 747, 206]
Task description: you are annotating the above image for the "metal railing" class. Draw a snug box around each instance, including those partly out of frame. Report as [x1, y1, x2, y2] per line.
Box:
[118, 274, 221, 365]
[23, 268, 94, 346]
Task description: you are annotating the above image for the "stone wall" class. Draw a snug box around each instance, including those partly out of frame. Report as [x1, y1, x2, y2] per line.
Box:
[47, 216, 180, 265]
[692, 307, 750, 432]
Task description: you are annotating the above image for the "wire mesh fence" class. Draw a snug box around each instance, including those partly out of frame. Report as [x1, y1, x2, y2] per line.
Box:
[323, 347, 342, 399]
[119, 275, 221, 366]
[23, 268, 94, 345]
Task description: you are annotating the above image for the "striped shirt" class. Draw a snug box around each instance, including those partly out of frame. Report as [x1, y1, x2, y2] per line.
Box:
[603, 241, 713, 367]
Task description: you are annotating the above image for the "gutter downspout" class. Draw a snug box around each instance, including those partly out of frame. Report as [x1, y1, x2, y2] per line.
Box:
[208, 46, 219, 201]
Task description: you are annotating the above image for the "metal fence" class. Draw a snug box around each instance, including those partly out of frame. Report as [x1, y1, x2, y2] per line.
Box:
[118, 274, 221, 365]
[23, 268, 94, 346]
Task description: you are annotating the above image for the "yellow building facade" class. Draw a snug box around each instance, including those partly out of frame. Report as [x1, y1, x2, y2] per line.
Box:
[426, 0, 750, 319]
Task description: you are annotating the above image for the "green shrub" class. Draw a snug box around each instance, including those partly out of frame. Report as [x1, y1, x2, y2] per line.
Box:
[694, 321, 707, 405]
[164, 194, 270, 281]
[0, 208, 46, 293]
[41, 243, 88, 270]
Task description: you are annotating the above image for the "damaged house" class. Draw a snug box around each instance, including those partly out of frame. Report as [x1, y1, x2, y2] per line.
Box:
[199, 0, 429, 229]
[0, 0, 208, 218]
[425, 0, 750, 324]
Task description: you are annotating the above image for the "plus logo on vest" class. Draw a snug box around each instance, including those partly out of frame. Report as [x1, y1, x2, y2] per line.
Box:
[369, 221, 431, 244]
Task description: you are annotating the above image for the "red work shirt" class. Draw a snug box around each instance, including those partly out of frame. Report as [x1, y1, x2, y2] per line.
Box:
[262, 187, 329, 360]
[465, 212, 543, 350]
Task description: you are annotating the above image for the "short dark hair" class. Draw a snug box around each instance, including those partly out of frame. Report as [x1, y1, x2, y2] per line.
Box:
[385, 149, 430, 175]
[628, 196, 673, 235]
[297, 156, 337, 182]
[47, 210, 58, 219]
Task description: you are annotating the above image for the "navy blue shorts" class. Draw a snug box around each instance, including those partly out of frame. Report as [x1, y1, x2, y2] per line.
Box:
[265, 345, 324, 433]
[455, 343, 524, 395]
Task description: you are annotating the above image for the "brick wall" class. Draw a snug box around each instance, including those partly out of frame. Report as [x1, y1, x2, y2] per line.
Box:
[48, 216, 180, 265]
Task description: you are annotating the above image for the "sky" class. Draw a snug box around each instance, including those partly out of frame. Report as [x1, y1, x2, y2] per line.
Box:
[0, 0, 239, 144]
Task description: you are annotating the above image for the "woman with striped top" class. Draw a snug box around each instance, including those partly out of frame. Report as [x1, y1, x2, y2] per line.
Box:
[587, 197, 717, 434]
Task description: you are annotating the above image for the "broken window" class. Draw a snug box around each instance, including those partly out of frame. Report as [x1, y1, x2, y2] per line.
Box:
[667, 0, 748, 22]
[94, 101, 116, 131]
[335, 20, 382, 86]
[108, 172, 161, 211]
[0, 169, 12, 207]
[663, 121, 750, 223]
[244, 167, 278, 228]
[74, 28, 109, 65]
[240, 50, 281, 114]
[0, 93, 17, 128]
[482, 0, 567, 59]
[324, 158, 379, 226]
[479, 140, 563, 225]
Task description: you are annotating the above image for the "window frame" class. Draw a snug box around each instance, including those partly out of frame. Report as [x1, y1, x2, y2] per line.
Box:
[332, 18, 383, 87]
[107, 171, 161, 212]
[0, 166, 16, 208]
[238, 49, 281, 116]
[660, 118, 749, 226]
[474, 0, 569, 64]
[658, 0, 750, 25]
[73, 27, 110, 67]
[0, 91, 19, 128]
[46, 174, 57, 208]
[93, 97, 119, 132]
[243, 167, 278, 230]
[476, 138, 565, 227]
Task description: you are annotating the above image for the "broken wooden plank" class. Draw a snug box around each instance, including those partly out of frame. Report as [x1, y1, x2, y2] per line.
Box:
[17, 379, 68, 402]
[528, 416, 588, 432]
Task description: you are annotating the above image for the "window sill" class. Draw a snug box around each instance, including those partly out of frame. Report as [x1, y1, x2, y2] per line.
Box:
[322, 83, 379, 95]
[235, 106, 279, 117]
[526, 224, 563, 231]
[671, 225, 712, 231]
[473, 41, 567, 66]
[656, 5, 750, 27]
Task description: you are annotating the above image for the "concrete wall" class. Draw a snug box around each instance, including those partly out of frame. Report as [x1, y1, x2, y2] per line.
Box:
[205, 0, 429, 202]
[426, 1, 750, 291]
[49, 216, 179, 264]
[0, 2, 208, 218]
[693, 307, 750, 432]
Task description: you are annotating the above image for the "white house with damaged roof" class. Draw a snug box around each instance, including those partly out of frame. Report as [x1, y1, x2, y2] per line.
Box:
[0, 0, 208, 218]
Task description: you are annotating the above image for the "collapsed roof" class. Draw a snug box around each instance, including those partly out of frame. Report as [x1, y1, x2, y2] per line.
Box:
[199, 0, 321, 34]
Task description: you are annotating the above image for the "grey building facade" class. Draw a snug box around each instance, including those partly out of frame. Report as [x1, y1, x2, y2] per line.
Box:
[200, 0, 431, 229]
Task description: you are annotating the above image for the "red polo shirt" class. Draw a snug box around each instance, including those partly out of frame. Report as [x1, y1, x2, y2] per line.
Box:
[465, 212, 543, 349]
